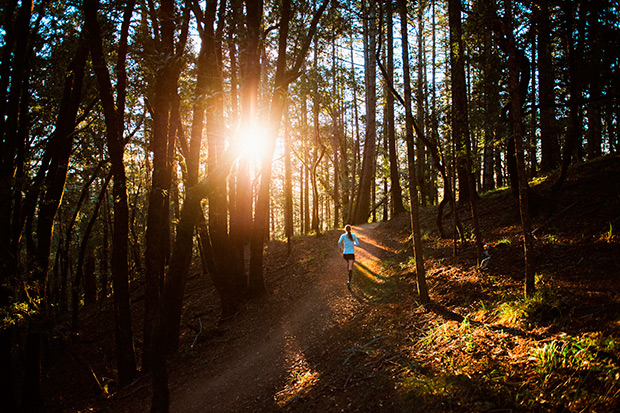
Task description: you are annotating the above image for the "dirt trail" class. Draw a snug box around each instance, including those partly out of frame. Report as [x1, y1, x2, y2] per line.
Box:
[170, 223, 389, 412]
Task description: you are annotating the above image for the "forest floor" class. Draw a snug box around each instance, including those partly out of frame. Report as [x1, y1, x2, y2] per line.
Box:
[44, 155, 620, 412]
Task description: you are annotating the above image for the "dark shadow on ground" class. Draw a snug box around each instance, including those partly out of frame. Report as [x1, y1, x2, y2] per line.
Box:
[350, 261, 401, 304]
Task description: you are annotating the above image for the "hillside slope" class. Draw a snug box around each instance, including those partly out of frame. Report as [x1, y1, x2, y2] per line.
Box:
[45, 156, 620, 412]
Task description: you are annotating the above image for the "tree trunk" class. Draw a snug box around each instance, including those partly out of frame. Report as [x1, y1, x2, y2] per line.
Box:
[556, 0, 581, 188]
[84, 0, 137, 386]
[22, 26, 87, 412]
[348, 37, 361, 224]
[385, 0, 405, 216]
[143, 0, 180, 372]
[303, 98, 310, 234]
[449, 0, 483, 263]
[331, 37, 341, 228]
[536, 0, 560, 173]
[311, 42, 322, 234]
[284, 109, 294, 251]
[354, 0, 377, 225]
[585, 2, 602, 160]
[0, 0, 32, 293]
[249, 0, 329, 295]
[72, 172, 112, 331]
[416, 0, 427, 207]
[35, 36, 88, 299]
[489, 0, 536, 297]
[228, 0, 259, 299]
[100, 200, 110, 306]
[399, 0, 429, 304]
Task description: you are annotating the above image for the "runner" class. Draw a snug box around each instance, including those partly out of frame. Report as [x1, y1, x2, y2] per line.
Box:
[337, 224, 360, 289]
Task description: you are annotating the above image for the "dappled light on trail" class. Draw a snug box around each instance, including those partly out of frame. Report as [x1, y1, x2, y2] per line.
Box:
[273, 329, 321, 407]
[348, 224, 402, 304]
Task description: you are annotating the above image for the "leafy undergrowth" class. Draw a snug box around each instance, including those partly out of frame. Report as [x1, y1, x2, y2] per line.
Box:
[43, 156, 620, 412]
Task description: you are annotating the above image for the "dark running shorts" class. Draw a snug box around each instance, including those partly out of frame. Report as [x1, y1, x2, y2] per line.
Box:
[343, 254, 355, 261]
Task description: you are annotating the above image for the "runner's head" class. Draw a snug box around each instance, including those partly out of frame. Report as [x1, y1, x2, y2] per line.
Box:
[345, 224, 353, 241]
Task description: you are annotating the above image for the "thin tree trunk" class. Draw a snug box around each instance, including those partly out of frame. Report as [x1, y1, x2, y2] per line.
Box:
[556, 0, 581, 188]
[585, 3, 602, 160]
[284, 108, 294, 253]
[311, 40, 322, 234]
[303, 98, 310, 234]
[385, 0, 405, 216]
[331, 37, 341, 229]
[399, 0, 429, 304]
[72, 172, 112, 331]
[488, 0, 536, 296]
[416, 0, 427, 207]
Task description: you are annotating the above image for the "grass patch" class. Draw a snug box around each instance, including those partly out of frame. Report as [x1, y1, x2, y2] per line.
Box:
[496, 237, 512, 246]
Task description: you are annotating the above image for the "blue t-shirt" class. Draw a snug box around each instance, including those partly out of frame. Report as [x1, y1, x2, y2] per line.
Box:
[338, 233, 359, 254]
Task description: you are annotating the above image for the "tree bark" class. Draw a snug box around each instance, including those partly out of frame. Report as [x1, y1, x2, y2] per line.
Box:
[71, 172, 112, 331]
[556, 0, 581, 188]
[284, 110, 294, 252]
[84, 0, 137, 386]
[385, 0, 405, 216]
[354, 0, 377, 224]
[399, 0, 429, 304]
[416, 0, 427, 207]
[449, 0, 483, 263]
[0, 0, 32, 293]
[536, 0, 560, 173]
[249, 0, 329, 295]
[488, 0, 536, 296]
[143, 0, 183, 371]
[585, 2, 602, 160]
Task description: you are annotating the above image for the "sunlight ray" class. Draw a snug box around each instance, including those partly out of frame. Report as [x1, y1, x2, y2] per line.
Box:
[274, 327, 321, 407]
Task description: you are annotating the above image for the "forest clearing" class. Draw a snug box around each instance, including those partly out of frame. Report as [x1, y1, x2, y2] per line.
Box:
[2, 0, 619, 411]
[44, 156, 620, 412]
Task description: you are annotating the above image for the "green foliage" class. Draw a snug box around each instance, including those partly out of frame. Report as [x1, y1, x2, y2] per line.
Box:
[1, 299, 41, 328]
[496, 237, 512, 246]
[543, 234, 561, 244]
[462, 224, 475, 241]
[604, 222, 614, 241]
[530, 333, 620, 407]
[490, 275, 564, 327]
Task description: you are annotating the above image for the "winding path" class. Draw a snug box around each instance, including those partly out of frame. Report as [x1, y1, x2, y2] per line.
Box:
[169, 223, 394, 412]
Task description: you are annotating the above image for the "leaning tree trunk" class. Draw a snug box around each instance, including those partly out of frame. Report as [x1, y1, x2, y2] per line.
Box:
[84, 0, 137, 387]
[71, 172, 112, 331]
[22, 28, 87, 412]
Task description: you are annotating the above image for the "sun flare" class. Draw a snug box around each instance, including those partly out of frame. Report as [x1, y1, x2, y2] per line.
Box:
[234, 122, 271, 161]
